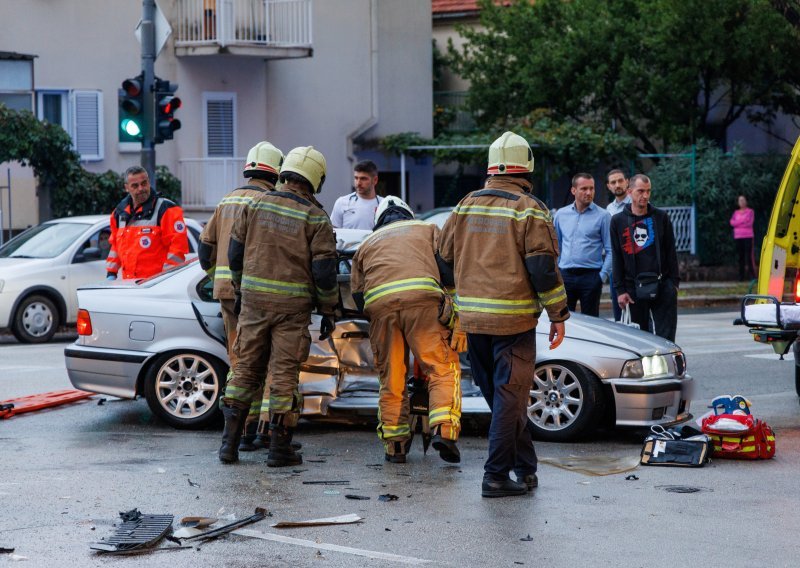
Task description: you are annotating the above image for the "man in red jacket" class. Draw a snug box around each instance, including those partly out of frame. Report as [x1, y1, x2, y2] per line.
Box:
[106, 166, 189, 279]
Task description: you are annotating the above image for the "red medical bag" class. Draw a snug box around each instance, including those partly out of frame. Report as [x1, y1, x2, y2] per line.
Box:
[701, 414, 776, 459]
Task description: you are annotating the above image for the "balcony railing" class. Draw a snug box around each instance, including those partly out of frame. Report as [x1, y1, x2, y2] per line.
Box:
[174, 0, 312, 56]
[179, 157, 246, 210]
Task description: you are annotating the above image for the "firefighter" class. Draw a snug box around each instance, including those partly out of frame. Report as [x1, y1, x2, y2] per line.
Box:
[350, 197, 462, 464]
[438, 131, 569, 498]
[106, 166, 189, 280]
[198, 141, 284, 451]
[218, 146, 338, 467]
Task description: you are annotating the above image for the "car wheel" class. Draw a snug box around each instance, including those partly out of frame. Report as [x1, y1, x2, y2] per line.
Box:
[11, 295, 59, 344]
[527, 361, 604, 442]
[144, 352, 225, 429]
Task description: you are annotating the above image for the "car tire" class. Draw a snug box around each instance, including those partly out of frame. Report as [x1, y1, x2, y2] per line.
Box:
[143, 351, 226, 429]
[11, 294, 60, 344]
[527, 361, 605, 442]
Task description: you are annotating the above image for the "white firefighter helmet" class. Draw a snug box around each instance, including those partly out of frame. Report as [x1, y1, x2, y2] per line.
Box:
[374, 196, 414, 227]
[487, 131, 534, 175]
[280, 146, 327, 193]
[243, 141, 284, 176]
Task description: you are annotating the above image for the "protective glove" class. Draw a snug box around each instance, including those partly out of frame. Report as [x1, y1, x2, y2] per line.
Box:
[319, 315, 335, 341]
[234, 292, 242, 317]
[449, 315, 467, 353]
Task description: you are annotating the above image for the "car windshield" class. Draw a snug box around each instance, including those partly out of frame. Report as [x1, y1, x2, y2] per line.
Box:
[0, 222, 91, 259]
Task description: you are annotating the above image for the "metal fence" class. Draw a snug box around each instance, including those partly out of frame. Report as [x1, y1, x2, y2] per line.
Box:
[179, 158, 245, 209]
[174, 0, 312, 48]
[661, 205, 695, 254]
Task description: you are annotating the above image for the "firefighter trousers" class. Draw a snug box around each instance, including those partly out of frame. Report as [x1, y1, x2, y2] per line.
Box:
[222, 303, 310, 428]
[467, 329, 537, 481]
[220, 298, 265, 427]
[369, 302, 461, 449]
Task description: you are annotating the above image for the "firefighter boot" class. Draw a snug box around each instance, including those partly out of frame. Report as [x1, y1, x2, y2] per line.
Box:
[254, 419, 303, 451]
[431, 425, 460, 464]
[384, 440, 408, 464]
[238, 421, 258, 452]
[218, 405, 247, 464]
[267, 425, 303, 467]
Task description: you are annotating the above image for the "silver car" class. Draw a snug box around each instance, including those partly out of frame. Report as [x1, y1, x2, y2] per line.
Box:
[65, 256, 692, 440]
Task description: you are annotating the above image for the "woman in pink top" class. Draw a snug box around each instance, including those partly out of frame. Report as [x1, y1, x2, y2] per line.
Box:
[730, 195, 756, 280]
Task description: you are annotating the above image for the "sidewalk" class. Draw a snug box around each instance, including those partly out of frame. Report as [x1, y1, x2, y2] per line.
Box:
[601, 280, 753, 310]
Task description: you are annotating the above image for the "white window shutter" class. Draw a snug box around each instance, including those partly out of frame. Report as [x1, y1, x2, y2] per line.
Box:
[205, 95, 236, 157]
[71, 90, 104, 161]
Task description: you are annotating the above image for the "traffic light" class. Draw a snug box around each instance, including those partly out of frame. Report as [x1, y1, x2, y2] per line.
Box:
[118, 74, 144, 142]
[154, 78, 181, 144]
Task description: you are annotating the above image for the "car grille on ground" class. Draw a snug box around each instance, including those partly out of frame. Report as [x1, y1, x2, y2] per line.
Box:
[91, 510, 174, 554]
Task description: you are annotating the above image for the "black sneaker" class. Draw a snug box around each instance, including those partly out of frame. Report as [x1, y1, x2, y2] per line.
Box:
[481, 478, 527, 498]
[520, 473, 538, 491]
[431, 435, 461, 463]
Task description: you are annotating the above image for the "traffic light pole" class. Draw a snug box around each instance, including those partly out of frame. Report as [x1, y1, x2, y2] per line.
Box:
[140, 0, 157, 188]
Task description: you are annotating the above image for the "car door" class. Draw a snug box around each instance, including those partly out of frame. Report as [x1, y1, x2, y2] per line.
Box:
[67, 226, 111, 322]
[191, 274, 227, 347]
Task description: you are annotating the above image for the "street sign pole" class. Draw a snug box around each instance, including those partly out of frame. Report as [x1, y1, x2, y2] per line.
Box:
[141, 0, 157, 188]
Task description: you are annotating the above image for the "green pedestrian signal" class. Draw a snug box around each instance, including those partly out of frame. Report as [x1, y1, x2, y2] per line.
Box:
[118, 74, 144, 143]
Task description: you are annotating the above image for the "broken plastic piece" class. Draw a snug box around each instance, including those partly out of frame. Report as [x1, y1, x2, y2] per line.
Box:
[91, 511, 174, 554]
[520, 534, 533, 542]
[344, 495, 370, 500]
[625, 475, 640, 481]
[378, 494, 399, 502]
[271, 514, 362, 528]
[179, 517, 217, 528]
[0, 390, 93, 420]
[187, 479, 200, 488]
[301, 480, 350, 485]
[178, 508, 268, 542]
[0, 548, 15, 554]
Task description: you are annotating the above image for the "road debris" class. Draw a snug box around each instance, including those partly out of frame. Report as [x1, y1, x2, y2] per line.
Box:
[302, 480, 350, 485]
[271, 514, 363, 528]
[324, 490, 340, 495]
[0, 548, 15, 554]
[179, 517, 217, 528]
[97, 398, 106, 406]
[345, 495, 370, 500]
[520, 534, 533, 542]
[9, 554, 28, 561]
[91, 509, 174, 554]
[378, 494, 399, 502]
[187, 479, 200, 488]
[625, 475, 639, 481]
[540, 455, 640, 476]
[178, 508, 269, 542]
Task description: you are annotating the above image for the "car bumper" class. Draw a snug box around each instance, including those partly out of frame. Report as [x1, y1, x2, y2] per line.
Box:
[64, 344, 152, 399]
[604, 374, 694, 427]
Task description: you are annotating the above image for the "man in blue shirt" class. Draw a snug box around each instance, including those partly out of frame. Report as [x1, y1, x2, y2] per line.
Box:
[553, 173, 612, 317]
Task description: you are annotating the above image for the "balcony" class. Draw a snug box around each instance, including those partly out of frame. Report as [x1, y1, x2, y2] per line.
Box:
[179, 157, 246, 211]
[174, 0, 312, 58]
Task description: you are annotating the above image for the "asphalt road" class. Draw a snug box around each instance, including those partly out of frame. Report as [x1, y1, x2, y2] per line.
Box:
[1, 312, 799, 567]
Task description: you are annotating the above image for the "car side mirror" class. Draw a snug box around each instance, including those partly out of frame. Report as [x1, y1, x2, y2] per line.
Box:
[77, 247, 102, 262]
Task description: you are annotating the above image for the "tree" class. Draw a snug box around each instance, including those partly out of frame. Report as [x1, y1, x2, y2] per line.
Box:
[449, 0, 800, 153]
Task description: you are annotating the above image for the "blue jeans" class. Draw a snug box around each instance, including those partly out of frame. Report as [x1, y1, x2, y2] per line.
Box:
[467, 329, 537, 481]
[610, 276, 621, 322]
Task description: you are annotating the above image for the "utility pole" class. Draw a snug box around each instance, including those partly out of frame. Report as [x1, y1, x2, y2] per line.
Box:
[141, 0, 157, 188]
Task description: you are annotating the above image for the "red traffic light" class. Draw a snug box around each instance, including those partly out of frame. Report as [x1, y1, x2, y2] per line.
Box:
[121, 78, 142, 97]
[159, 96, 182, 114]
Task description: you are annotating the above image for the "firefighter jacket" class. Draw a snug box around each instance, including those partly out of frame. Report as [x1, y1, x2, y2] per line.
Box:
[351, 220, 446, 316]
[438, 176, 569, 335]
[107, 191, 189, 279]
[199, 179, 275, 300]
[229, 180, 338, 315]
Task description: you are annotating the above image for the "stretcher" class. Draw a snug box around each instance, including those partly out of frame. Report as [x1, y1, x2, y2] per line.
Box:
[741, 294, 800, 357]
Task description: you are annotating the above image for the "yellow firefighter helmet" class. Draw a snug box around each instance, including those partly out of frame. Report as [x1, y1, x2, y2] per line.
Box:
[280, 146, 327, 193]
[487, 131, 534, 175]
[243, 141, 284, 176]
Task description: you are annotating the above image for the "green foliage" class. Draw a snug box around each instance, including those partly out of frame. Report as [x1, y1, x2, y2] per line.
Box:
[647, 140, 786, 265]
[0, 104, 182, 219]
[449, 0, 800, 153]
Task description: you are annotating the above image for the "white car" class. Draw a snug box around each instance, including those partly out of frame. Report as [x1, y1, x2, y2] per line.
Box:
[0, 215, 202, 343]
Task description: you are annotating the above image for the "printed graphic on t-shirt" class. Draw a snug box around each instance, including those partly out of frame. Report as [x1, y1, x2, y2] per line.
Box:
[622, 217, 655, 254]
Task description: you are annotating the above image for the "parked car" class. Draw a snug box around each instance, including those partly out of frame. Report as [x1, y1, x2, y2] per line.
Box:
[0, 215, 203, 343]
[65, 253, 693, 440]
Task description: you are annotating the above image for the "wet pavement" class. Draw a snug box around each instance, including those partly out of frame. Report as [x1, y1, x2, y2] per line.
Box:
[1, 312, 799, 566]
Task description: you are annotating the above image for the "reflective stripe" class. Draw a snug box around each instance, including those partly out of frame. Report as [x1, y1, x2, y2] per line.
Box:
[454, 204, 551, 223]
[721, 436, 755, 443]
[251, 200, 328, 224]
[167, 253, 184, 263]
[361, 219, 428, 246]
[378, 423, 411, 439]
[269, 395, 294, 413]
[224, 385, 251, 404]
[107, 251, 118, 259]
[241, 275, 312, 297]
[456, 295, 538, 315]
[215, 266, 232, 280]
[538, 285, 567, 306]
[364, 277, 442, 307]
[220, 196, 254, 207]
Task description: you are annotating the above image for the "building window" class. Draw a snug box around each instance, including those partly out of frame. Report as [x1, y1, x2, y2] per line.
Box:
[204, 92, 236, 157]
[35, 89, 103, 162]
[0, 58, 34, 112]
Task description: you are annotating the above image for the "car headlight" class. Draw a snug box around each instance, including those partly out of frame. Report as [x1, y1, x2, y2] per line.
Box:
[620, 355, 669, 378]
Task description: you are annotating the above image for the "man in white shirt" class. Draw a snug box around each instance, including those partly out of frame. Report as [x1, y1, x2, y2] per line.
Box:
[331, 160, 384, 230]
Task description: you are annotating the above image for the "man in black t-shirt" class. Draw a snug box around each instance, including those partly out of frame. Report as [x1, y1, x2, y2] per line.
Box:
[610, 174, 680, 341]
